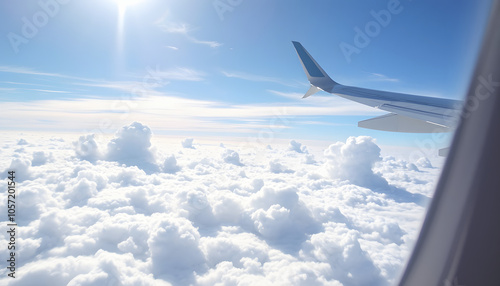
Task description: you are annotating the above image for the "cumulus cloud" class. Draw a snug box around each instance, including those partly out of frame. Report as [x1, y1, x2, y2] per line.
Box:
[0, 129, 441, 286]
[252, 205, 295, 239]
[162, 154, 181, 173]
[32, 151, 51, 166]
[222, 149, 243, 166]
[324, 136, 387, 188]
[106, 122, 159, 173]
[303, 154, 317, 164]
[406, 163, 420, 172]
[288, 140, 308, 153]
[18, 184, 59, 224]
[177, 189, 215, 227]
[249, 187, 321, 250]
[7, 251, 168, 286]
[301, 222, 386, 285]
[148, 216, 206, 283]
[416, 157, 433, 168]
[4, 157, 31, 181]
[324, 137, 429, 205]
[63, 178, 98, 207]
[73, 134, 101, 162]
[211, 192, 244, 225]
[182, 138, 195, 149]
[269, 159, 294, 174]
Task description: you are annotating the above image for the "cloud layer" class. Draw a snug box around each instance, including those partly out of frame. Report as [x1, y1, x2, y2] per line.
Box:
[0, 123, 440, 285]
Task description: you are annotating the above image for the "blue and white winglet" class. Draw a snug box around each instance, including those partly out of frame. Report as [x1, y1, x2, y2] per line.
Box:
[292, 41, 463, 134]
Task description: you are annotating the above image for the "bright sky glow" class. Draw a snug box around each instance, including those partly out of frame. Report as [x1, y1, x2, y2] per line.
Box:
[0, 0, 492, 146]
[114, 0, 145, 9]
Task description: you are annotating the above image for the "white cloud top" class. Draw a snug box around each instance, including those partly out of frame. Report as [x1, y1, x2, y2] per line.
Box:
[0, 123, 441, 285]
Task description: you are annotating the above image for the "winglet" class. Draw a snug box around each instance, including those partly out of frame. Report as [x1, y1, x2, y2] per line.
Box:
[303, 85, 321, 98]
[292, 41, 337, 96]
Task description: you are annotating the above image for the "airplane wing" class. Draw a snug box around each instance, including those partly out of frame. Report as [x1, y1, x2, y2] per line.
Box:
[292, 41, 463, 133]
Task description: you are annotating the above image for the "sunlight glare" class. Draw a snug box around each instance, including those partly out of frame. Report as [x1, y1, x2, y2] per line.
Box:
[114, 0, 145, 73]
[114, 0, 144, 10]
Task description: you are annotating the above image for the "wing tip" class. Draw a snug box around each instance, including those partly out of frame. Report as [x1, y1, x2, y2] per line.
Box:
[291, 41, 337, 93]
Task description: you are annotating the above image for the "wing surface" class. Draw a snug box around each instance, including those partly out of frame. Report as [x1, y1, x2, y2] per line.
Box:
[292, 41, 462, 131]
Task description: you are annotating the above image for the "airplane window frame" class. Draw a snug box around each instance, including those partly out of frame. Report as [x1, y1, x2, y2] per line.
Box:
[398, 2, 500, 285]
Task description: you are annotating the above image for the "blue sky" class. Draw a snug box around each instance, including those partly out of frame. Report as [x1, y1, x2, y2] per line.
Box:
[0, 0, 492, 147]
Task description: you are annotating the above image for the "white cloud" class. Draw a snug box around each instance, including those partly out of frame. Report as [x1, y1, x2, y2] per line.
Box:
[106, 122, 159, 173]
[148, 216, 206, 283]
[222, 149, 243, 166]
[367, 72, 400, 82]
[80, 67, 205, 90]
[18, 184, 59, 224]
[157, 22, 222, 48]
[182, 138, 195, 149]
[251, 205, 297, 240]
[187, 37, 222, 49]
[0, 126, 442, 285]
[268, 90, 304, 99]
[301, 222, 386, 285]
[63, 178, 98, 207]
[269, 159, 294, 174]
[323, 136, 387, 188]
[26, 88, 69, 94]
[4, 157, 31, 182]
[0, 65, 70, 79]
[303, 154, 317, 164]
[222, 71, 296, 87]
[0, 92, 383, 134]
[32, 151, 51, 166]
[162, 155, 181, 173]
[416, 157, 433, 168]
[210, 192, 244, 225]
[152, 67, 205, 82]
[161, 23, 190, 34]
[0, 65, 110, 83]
[288, 140, 308, 154]
[74, 134, 101, 162]
[200, 231, 268, 269]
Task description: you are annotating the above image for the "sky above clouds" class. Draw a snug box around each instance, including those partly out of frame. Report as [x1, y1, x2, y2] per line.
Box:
[0, 0, 494, 285]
